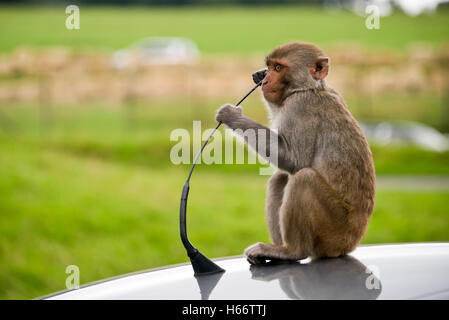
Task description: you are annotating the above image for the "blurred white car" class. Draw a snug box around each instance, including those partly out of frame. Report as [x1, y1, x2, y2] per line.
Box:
[112, 37, 201, 69]
[359, 120, 449, 152]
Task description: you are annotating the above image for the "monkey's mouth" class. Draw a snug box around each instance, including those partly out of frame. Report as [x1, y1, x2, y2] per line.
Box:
[263, 88, 279, 94]
[262, 86, 278, 93]
[262, 83, 283, 93]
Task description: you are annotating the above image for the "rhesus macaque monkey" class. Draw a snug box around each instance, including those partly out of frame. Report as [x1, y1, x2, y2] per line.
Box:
[216, 42, 375, 264]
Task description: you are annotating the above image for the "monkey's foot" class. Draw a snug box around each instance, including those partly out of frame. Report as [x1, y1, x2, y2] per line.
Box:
[244, 242, 282, 265]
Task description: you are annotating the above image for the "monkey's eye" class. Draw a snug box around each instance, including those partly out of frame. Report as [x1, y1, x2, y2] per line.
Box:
[275, 65, 282, 72]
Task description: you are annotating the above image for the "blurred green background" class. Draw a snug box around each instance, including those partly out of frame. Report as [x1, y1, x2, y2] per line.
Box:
[0, 2, 448, 299]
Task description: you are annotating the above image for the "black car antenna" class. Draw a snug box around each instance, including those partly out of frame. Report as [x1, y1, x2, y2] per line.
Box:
[179, 81, 262, 276]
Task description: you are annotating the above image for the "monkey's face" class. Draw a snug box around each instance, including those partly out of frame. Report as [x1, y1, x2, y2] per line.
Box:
[263, 43, 330, 106]
[262, 59, 289, 106]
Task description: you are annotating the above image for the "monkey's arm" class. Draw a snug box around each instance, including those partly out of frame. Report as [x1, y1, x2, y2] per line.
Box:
[216, 104, 296, 172]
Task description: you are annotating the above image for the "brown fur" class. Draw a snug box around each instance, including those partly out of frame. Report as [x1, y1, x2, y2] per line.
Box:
[216, 41, 376, 264]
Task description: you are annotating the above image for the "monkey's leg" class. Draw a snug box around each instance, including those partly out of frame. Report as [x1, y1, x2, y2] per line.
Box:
[245, 168, 352, 264]
[265, 170, 289, 246]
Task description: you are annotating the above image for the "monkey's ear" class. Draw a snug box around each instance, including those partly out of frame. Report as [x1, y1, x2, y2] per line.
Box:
[310, 57, 329, 80]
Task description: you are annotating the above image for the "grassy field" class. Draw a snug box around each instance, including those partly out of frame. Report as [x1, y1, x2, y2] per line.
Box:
[0, 6, 448, 53]
[0, 5, 448, 300]
[0, 102, 448, 299]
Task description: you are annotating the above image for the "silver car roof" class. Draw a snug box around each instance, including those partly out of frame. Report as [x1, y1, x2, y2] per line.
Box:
[43, 243, 449, 300]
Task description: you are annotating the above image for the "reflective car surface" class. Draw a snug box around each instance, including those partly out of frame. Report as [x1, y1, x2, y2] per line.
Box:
[43, 243, 449, 300]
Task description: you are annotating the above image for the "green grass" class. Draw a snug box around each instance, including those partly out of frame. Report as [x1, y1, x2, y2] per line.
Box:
[346, 94, 449, 133]
[1, 97, 448, 174]
[0, 5, 448, 54]
[0, 103, 448, 299]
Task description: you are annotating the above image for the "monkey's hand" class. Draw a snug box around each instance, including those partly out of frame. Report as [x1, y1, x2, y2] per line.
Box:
[215, 104, 242, 125]
[252, 68, 268, 84]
